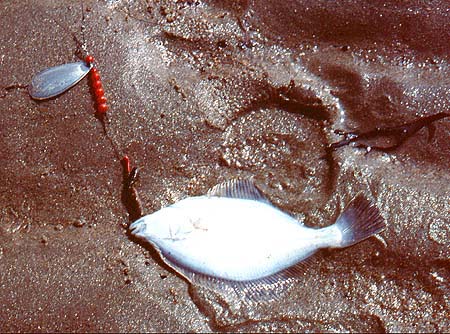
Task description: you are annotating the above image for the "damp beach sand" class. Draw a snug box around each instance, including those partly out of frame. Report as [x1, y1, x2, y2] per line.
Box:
[0, 1, 449, 332]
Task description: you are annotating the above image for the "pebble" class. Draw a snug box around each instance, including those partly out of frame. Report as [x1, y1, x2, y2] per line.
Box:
[54, 224, 64, 231]
[73, 220, 86, 228]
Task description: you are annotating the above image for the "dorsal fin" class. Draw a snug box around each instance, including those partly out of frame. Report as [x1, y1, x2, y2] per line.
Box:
[207, 178, 270, 203]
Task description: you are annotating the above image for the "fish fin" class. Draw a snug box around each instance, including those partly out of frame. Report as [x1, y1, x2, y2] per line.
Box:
[207, 178, 271, 204]
[156, 247, 313, 304]
[335, 193, 386, 247]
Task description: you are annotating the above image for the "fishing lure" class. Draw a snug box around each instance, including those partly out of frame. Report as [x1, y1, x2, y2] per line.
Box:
[130, 178, 385, 302]
[28, 55, 109, 116]
[28, 56, 92, 100]
[28, 1, 109, 115]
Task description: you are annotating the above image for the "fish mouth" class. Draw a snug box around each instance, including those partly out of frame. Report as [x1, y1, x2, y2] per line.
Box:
[128, 219, 144, 234]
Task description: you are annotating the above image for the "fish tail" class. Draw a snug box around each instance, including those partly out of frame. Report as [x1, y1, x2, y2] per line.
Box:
[334, 193, 385, 247]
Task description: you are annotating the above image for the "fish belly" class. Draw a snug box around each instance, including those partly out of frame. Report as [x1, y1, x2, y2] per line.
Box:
[134, 196, 324, 281]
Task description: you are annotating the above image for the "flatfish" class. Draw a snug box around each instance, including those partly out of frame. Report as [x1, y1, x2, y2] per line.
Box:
[130, 179, 385, 301]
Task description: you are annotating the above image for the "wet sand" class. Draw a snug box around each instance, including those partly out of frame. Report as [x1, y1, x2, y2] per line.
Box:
[0, 0, 449, 332]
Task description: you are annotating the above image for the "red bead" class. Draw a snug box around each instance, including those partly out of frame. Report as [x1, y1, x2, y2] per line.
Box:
[96, 95, 107, 105]
[92, 80, 102, 90]
[122, 156, 131, 174]
[91, 71, 101, 81]
[85, 55, 95, 64]
[97, 103, 108, 114]
[95, 87, 104, 98]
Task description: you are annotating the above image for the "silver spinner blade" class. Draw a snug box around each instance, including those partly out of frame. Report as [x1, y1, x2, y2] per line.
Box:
[28, 61, 92, 100]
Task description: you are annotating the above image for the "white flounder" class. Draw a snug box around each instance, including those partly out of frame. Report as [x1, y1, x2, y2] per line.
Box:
[130, 179, 385, 300]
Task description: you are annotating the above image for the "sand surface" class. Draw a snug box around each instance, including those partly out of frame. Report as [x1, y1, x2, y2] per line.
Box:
[0, 0, 449, 332]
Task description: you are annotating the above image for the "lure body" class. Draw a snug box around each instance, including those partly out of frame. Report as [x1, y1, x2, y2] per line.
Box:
[28, 61, 92, 100]
[130, 179, 385, 284]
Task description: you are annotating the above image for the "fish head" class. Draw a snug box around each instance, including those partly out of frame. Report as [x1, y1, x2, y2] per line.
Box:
[129, 205, 194, 244]
[129, 217, 148, 236]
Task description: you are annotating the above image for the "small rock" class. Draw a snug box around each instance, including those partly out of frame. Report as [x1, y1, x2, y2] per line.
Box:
[160, 6, 168, 16]
[73, 220, 85, 228]
[54, 224, 64, 231]
[217, 40, 228, 48]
